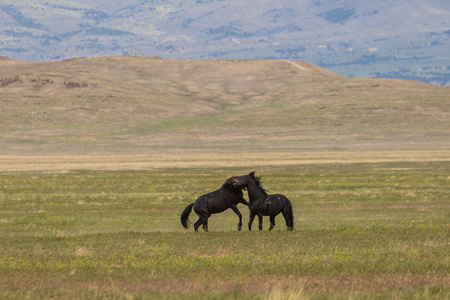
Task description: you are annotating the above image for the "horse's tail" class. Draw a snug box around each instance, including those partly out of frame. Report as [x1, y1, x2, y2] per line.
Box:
[288, 201, 295, 230]
[181, 203, 194, 229]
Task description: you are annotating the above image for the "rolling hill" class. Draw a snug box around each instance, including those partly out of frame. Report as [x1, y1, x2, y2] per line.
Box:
[0, 56, 449, 156]
[1, 0, 450, 85]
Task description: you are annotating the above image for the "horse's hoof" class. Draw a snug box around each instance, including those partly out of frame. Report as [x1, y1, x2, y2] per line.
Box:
[237, 225, 242, 231]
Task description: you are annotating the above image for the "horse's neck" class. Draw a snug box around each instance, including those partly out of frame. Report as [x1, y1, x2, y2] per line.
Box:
[225, 187, 241, 199]
[248, 182, 267, 202]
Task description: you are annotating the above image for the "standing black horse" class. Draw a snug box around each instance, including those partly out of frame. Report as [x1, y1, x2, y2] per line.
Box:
[180, 176, 249, 232]
[232, 172, 294, 231]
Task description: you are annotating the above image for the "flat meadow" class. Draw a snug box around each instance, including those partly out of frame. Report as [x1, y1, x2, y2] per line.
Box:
[2, 57, 449, 299]
[0, 157, 448, 299]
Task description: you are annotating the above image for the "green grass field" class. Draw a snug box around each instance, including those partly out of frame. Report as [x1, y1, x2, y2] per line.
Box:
[1, 161, 448, 299]
[1, 57, 449, 299]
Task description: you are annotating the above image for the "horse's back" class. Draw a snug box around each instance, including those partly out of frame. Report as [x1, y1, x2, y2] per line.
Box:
[269, 194, 291, 203]
[193, 189, 230, 215]
[267, 194, 292, 213]
[192, 191, 213, 214]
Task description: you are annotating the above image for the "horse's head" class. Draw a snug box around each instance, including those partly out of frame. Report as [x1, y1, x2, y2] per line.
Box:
[228, 171, 259, 190]
[224, 175, 246, 190]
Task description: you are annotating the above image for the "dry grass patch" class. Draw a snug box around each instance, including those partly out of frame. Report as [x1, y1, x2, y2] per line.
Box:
[1, 150, 450, 172]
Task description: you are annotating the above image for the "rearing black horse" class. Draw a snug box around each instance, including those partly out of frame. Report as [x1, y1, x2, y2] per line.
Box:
[231, 171, 294, 231]
[181, 176, 249, 232]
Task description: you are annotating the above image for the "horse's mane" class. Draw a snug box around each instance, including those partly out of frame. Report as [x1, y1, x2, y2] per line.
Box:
[221, 179, 244, 197]
[252, 174, 268, 194]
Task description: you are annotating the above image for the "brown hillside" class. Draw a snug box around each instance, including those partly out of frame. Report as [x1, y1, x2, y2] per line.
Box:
[0, 56, 449, 156]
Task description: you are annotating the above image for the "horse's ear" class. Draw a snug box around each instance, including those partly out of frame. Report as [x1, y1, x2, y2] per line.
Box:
[224, 177, 233, 186]
[249, 171, 255, 178]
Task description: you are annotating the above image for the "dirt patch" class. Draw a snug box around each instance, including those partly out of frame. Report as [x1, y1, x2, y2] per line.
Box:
[1, 274, 447, 293]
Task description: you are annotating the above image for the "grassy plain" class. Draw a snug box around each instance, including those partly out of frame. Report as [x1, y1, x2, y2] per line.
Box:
[1, 57, 449, 298]
[1, 157, 449, 299]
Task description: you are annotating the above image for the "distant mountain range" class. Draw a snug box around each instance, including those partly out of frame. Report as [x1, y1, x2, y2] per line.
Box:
[1, 0, 450, 85]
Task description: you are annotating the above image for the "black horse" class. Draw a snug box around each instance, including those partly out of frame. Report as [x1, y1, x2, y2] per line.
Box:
[231, 171, 294, 231]
[180, 176, 249, 232]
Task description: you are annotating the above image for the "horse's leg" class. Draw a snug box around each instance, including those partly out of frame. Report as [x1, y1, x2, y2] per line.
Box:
[248, 211, 255, 231]
[269, 215, 276, 231]
[258, 214, 263, 231]
[194, 218, 203, 232]
[193, 211, 208, 232]
[193, 200, 209, 232]
[229, 204, 243, 231]
[202, 216, 209, 232]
